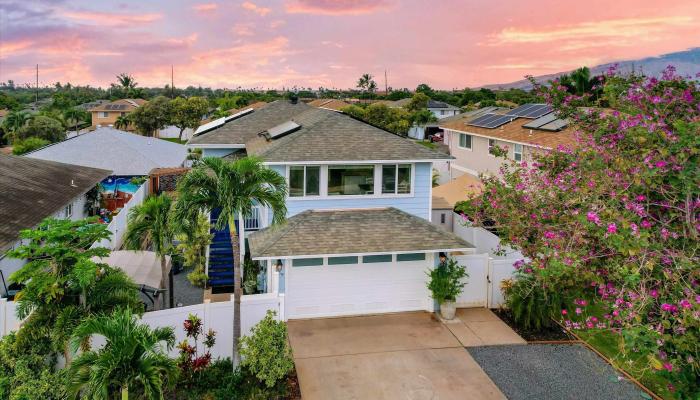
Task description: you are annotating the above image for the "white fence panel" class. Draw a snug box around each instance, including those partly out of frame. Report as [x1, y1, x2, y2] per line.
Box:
[452, 214, 523, 260]
[488, 259, 518, 308]
[93, 180, 149, 250]
[0, 299, 21, 337]
[454, 254, 488, 307]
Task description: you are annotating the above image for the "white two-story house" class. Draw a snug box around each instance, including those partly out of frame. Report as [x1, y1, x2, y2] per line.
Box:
[439, 103, 576, 178]
[187, 100, 474, 320]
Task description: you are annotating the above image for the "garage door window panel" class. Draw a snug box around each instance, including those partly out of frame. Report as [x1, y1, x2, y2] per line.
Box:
[328, 256, 359, 265]
[292, 258, 324, 267]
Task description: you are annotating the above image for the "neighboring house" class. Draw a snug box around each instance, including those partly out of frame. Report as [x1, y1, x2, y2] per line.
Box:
[431, 174, 483, 232]
[0, 155, 110, 295]
[25, 127, 188, 176]
[393, 98, 461, 119]
[76, 99, 110, 111]
[188, 99, 475, 320]
[440, 103, 575, 178]
[306, 99, 351, 112]
[88, 98, 147, 131]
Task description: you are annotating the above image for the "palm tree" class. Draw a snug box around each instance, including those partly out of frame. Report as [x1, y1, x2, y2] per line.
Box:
[116, 73, 137, 90]
[570, 66, 592, 95]
[123, 194, 174, 310]
[68, 308, 177, 400]
[174, 156, 287, 366]
[2, 110, 31, 138]
[63, 108, 88, 133]
[114, 114, 131, 130]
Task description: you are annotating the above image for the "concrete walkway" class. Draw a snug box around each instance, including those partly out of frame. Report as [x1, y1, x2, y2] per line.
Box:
[288, 311, 507, 400]
[443, 308, 526, 347]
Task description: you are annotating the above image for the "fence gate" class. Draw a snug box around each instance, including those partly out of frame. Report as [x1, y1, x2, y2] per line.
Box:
[454, 254, 489, 307]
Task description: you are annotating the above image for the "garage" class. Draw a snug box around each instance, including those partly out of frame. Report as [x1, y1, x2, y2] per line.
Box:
[284, 253, 433, 319]
[248, 208, 474, 320]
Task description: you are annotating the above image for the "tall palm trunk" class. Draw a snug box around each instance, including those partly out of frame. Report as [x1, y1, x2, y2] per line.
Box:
[121, 385, 129, 400]
[159, 255, 167, 310]
[231, 212, 243, 367]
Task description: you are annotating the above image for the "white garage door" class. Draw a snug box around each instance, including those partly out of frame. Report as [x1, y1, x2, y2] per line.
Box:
[284, 254, 434, 319]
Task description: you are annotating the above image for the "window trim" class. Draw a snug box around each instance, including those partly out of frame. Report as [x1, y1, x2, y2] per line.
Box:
[488, 139, 497, 157]
[513, 143, 523, 162]
[287, 163, 415, 200]
[458, 133, 472, 150]
[64, 202, 73, 218]
[381, 164, 412, 195]
[288, 165, 321, 198]
[99, 111, 109, 118]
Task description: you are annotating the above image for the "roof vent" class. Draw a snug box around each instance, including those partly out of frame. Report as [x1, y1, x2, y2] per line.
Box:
[70, 179, 77, 187]
[260, 120, 301, 141]
[289, 94, 299, 104]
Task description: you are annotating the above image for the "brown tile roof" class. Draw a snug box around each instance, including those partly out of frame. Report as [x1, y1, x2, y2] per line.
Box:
[89, 98, 146, 112]
[307, 99, 351, 111]
[248, 207, 474, 259]
[439, 114, 577, 149]
[432, 174, 483, 209]
[0, 155, 111, 252]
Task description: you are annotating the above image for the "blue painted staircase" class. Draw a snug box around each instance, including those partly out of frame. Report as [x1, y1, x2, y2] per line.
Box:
[208, 209, 235, 292]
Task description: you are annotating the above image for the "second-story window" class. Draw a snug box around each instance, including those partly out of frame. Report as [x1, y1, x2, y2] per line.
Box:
[328, 165, 374, 196]
[488, 139, 497, 156]
[459, 133, 472, 149]
[514, 144, 523, 161]
[382, 164, 412, 194]
[289, 166, 320, 197]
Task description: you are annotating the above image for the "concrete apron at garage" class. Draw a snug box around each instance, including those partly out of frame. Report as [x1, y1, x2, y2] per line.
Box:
[288, 311, 513, 400]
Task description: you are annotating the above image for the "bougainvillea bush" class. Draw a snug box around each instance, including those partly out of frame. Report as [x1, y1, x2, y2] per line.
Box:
[457, 67, 699, 397]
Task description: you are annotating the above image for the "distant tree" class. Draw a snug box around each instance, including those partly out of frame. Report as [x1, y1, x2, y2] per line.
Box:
[357, 74, 377, 98]
[12, 137, 50, 155]
[116, 73, 137, 90]
[405, 92, 430, 112]
[114, 114, 131, 130]
[0, 92, 20, 110]
[63, 108, 88, 133]
[129, 96, 173, 137]
[387, 89, 412, 101]
[16, 115, 65, 142]
[415, 83, 434, 97]
[2, 110, 31, 137]
[410, 109, 437, 126]
[216, 94, 245, 111]
[171, 96, 209, 141]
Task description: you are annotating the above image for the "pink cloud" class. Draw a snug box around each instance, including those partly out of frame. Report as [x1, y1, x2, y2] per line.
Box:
[193, 3, 218, 13]
[241, 1, 271, 16]
[61, 10, 163, 26]
[284, 0, 393, 15]
[232, 23, 254, 36]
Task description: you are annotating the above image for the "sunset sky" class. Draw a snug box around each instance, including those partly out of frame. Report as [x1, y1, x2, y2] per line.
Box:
[1, 0, 699, 90]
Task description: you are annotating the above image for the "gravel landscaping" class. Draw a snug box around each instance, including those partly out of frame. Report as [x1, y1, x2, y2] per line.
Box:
[468, 344, 647, 400]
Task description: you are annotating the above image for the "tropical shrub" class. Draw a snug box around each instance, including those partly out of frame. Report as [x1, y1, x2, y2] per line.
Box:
[177, 313, 216, 386]
[457, 67, 699, 397]
[503, 273, 572, 331]
[11, 136, 50, 155]
[16, 115, 65, 142]
[426, 257, 468, 304]
[239, 310, 294, 389]
[0, 332, 65, 400]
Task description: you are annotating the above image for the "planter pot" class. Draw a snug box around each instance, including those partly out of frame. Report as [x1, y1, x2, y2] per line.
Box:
[440, 300, 457, 320]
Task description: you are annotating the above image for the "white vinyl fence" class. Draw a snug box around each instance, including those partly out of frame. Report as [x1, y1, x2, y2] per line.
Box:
[451, 213, 523, 308]
[0, 294, 281, 360]
[93, 180, 149, 250]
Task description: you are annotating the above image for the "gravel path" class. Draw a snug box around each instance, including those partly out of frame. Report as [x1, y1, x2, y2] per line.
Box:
[173, 269, 204, 307]
[467, 344, 646, 400]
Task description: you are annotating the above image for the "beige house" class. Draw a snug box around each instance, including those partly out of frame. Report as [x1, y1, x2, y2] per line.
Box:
[88, 99, 147, 131]
[439, 105, 576, 178]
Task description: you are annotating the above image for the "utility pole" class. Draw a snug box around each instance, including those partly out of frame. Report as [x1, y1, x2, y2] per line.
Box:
[384, 69, 388, 94]
[171, 65, 174, 98]
[35, 64, 39, 106]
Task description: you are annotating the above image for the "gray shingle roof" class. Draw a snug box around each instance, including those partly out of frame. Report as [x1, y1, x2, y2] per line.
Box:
[25, 128, 187, 176]
[194, 100, 451, 162]
[189, 100, 309, 145]
[248, 208, 474, 259]
[0, 155, 111, 252]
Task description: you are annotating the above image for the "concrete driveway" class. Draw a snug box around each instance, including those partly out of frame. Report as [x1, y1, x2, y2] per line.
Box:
[288, 312, 506, 400]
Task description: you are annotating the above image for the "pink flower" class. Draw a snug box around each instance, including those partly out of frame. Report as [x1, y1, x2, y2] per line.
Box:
[544, 231, 556, 239]
[663, 362, 673, 372]
[561, 309, 568, 315]
[586, 211, 601, 225]
[679, 299, 692, 309]
[649, 289, 658, 298]
[607, 223, 617, 234]
[575, 307, 582, 315]
[641, 220, 652, 228]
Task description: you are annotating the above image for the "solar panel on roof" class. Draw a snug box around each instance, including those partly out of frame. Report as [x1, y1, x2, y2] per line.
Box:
[225, 108, 254, 122]
[467, 113, 515, 129]
[538, 119, 569, 131]
[193, 117, 226, 136]
[522, 113, 557, 129]
[263, 120, 301, 140]
[506, 103, 553, 119]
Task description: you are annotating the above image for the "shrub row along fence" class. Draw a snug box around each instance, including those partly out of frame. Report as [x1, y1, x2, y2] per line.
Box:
[0, 293, 280, 360]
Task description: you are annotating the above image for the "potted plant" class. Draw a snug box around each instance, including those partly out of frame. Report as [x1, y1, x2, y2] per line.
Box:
[427, 257, 468, 320]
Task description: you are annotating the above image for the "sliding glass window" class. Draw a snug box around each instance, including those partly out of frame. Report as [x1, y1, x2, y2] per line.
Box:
[381, 164, 412, 194]
[328, 165, 375, 196]
[289, 166, 320, 197]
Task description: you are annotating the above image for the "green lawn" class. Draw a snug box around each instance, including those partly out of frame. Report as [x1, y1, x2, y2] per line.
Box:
[415, 140, 437, 149]
[576, 329, 674, 399]
[160, 137, 187, 144]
